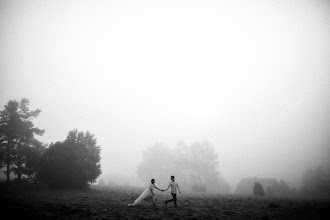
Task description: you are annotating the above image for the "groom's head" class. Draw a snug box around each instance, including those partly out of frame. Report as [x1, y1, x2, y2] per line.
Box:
[171, 176, 175, 181]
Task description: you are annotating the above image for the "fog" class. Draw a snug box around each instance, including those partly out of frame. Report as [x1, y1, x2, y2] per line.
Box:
[1, 0, 329, 190]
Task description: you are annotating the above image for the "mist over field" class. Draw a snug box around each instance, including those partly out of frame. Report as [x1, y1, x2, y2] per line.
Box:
[1, 0, 329, 193]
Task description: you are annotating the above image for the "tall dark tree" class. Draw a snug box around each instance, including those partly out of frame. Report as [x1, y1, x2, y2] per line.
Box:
[38, 129, 101, 188]
[0, 134, 7, 167]
[24, 139, 46, 182]
[0, 98, 44, 182]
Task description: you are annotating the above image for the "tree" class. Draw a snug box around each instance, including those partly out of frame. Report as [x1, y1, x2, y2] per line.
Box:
[38, 129, 101, 188]
[24, 139, 46, 182]
[137, 141, 231, 193]
[175, 141, 220, 185]
[0, 134, 7, 167]
[300, 167, 330, 199]
[0, 98, 44, 182]
[136, 143, 176, 184]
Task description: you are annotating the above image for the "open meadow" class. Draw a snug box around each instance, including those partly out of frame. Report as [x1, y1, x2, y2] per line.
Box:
[1, 184, 329, 220]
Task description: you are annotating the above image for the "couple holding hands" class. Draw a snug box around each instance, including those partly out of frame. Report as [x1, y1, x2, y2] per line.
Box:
[128, 176, 181, 207]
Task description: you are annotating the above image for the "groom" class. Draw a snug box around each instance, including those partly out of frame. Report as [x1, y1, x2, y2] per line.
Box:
[163, 176, 181, 207]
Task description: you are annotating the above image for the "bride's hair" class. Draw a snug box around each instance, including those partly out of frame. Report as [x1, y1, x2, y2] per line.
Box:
[151, 179, 155, 183]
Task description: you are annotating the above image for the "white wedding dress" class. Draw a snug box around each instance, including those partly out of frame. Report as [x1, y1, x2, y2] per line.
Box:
[128, 184, 156, 206]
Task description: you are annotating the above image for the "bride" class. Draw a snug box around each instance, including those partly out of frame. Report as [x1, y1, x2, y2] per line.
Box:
[128, 179, 164, 206]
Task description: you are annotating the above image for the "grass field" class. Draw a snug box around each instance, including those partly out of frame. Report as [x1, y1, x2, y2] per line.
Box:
[1, 184, 329, 219]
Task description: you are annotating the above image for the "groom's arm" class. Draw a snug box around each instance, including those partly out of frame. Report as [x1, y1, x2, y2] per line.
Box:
[164, 183, 171, 191]
[177, 184, 181, 194]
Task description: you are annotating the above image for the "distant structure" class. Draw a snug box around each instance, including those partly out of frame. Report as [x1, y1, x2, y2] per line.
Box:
[234, 177, 280, 196]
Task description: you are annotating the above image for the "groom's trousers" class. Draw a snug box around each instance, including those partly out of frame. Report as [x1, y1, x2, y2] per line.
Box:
[165, 193, 177, 207]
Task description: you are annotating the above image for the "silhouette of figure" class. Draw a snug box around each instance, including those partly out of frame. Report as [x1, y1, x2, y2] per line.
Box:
[164, 176, 181, 207]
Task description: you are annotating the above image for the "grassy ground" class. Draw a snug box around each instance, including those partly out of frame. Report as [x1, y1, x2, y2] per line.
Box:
[1, 183, 329, 219]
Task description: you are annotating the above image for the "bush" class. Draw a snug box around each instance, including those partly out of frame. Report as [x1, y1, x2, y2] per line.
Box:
[192, 184, 207, 193]
[37, 130, 101, 188]
[253, 182, 265, 196]
[98, 178, 105, 186]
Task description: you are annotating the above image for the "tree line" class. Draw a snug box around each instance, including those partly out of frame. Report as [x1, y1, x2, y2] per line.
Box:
[0, 98, 102, 188]
[2, 98, 328, 197]
[136, 141, 232, 194]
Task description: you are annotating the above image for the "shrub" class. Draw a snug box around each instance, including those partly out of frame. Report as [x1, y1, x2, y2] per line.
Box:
[37, 130, 101, 188]
[192, 184, 207, 193]
[253, 182, 265, 196]
[98, 178, 105, 186]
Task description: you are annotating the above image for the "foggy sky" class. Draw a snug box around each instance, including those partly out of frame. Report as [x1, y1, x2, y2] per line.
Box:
[0, 0, 329, 189]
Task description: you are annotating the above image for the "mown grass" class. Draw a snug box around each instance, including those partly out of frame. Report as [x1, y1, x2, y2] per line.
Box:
[1, 183, 329, 219]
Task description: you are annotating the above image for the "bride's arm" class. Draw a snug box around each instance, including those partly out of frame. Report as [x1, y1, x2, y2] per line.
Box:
[153, 184, 163, 191]
[164, 183, 170, 191]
